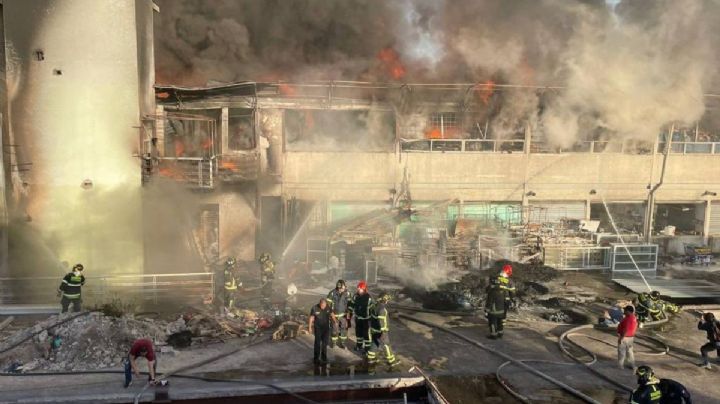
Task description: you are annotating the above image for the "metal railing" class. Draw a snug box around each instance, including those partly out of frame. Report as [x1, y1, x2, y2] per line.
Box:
[543, 245, 612, 271]
[400, 138, 525, 153]
[148, 156, 216, 189]
[657, 142, 720, 154]
[0, 272, 214, 305]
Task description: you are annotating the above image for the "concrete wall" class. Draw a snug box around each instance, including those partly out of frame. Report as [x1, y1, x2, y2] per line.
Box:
[3, 0, 152, 277]
[282, 150, 720, 204]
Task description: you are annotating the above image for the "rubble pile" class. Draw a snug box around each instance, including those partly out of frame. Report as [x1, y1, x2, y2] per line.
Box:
[402, 261, 560, 311]
[0, 312, 167, 372]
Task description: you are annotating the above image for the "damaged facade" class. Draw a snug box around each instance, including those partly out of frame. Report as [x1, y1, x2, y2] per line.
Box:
[146, 81, 720, 278]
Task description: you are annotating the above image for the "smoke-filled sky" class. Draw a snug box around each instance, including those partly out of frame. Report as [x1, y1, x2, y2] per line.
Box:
[154, 0, 720, 147]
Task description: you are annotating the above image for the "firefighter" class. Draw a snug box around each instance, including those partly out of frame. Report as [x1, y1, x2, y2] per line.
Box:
[630, 365, 663, 404]
[223, 257, 240, 310]
[485, 275, 512, 339]
[57, 264, 85, 313]
[348, 280, 373, 352]
[326, 279, 351, 349]
[258, 253, 275, 303]
[367, 293, 399, 368]
[649, 291, 680, 316]
[635, 292, 663, 323]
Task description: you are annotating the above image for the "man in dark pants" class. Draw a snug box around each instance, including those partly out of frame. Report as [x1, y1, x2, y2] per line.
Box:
[57, 264, 85, 313]
[697, 312, 720, 369]
[124, 339, 157, 388]
[309, 298, 334, 364]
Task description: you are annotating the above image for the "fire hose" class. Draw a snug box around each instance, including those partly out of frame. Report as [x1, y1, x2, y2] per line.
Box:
[1, 335, 319, 404]
[397, 313, 603, 404]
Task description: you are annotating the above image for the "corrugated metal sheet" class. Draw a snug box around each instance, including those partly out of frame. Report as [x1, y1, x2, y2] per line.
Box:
[531, 202, 586, 222]
[709, 202, 720, 235]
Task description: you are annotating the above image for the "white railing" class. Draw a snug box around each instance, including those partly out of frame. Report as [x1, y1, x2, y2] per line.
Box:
[400, 138, 525, 153]
[0, 272, 214, 305]
[658, 142, 720, 154]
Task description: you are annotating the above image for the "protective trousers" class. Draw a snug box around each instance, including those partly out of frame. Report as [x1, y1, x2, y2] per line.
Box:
[61, 296, 82, 313]
[224, 289, 236, 309]
[486, 312, 506, 337]
[355, 318, 370, 351]
[367, 332, 398, 366]
[313, 326, 329, 363]
[332, 316, 348, 346]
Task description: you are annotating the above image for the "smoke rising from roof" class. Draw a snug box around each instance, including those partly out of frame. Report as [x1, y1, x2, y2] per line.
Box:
[154, 0, 720, 147]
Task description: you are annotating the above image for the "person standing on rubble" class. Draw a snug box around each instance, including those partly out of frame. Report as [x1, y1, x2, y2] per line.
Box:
[258, 253, 275, 304]
[697, 312, 720, 369]
[348, 280, 373, 353]
[309, 297, 334, 365]
[124, 338, 157, 388]
[327, 279, 351, 349]
[617, 305, 637, 370]
[223, 257, 240, 311]
[57, 263, 85, 313]
[367, 293, 399, 368]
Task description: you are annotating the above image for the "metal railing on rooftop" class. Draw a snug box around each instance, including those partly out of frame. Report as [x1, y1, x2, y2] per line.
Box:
[400, 138, 525, 153]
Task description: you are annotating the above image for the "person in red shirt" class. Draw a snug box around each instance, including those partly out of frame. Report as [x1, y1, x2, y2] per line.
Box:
[124, 339, 157, 388]
[617, 305, 637, 370]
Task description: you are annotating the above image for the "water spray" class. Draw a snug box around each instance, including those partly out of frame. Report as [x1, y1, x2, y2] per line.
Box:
[598, 193, 652, 292]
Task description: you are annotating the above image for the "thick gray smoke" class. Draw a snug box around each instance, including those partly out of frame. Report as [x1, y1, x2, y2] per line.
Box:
[154, 0, 720, 147]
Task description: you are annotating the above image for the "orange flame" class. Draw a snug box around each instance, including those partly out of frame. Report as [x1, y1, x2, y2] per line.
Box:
[426, 128, 442, 139]
[220, 161, 238, 171]
[377, 48, 406, 80]
[278, 83, 296, 96]
[174, 139, 185, 157]
[476, 80, 496, 105]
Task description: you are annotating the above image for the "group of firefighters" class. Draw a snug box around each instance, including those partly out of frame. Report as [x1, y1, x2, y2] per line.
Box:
[308, 279, 398, 369]
[57, 260, 709, 401]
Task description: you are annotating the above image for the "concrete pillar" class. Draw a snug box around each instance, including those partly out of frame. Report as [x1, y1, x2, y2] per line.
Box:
[0, 114, 7, 277]
[585, 199, 592, 221]
[704, 200, 711, 244]
[524, 123, 532, 155]
[221, 107, 229, 155]
[154, 105, 165, 157]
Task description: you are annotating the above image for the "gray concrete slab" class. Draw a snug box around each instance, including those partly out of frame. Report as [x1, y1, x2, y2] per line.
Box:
[613, 277, 720, 298]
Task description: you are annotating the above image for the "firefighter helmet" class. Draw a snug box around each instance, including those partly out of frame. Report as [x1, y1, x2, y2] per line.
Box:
[226, 257, 237, 267]
[357, 280, 367, 291]
[650, 290, 661, 300]
[73, 263, 84, 272]
[378, 293, 391, 303]
[501, 264, 513, 277]
[635, 365, 654, 385]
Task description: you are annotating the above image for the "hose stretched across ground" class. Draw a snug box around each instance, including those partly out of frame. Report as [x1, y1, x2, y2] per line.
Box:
[0, 311, 95, 355]
[397, 313, 603, 404]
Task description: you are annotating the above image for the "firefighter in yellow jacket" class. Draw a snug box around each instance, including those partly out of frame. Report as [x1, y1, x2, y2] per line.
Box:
[367, 293, 399, 368]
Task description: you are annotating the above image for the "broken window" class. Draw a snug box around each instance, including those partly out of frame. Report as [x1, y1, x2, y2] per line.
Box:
[426, 112, 459, 139]
[228, 109, 255, 151]
[164, 110, 219, 158]
[653, 203, 704, 235]
[285, 109, 395, 152]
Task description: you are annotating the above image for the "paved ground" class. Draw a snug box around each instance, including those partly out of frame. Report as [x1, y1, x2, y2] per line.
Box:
[1, 269, 719, 403]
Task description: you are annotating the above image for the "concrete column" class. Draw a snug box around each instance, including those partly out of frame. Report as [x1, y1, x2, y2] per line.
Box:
[0, 114, 7, 277]
[154, 105, 165, 157]
[704, 200, 711, 244]
[585, 199, 591, 221]
[524, 123, 532, 155]
[221, 107, 229, 155]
